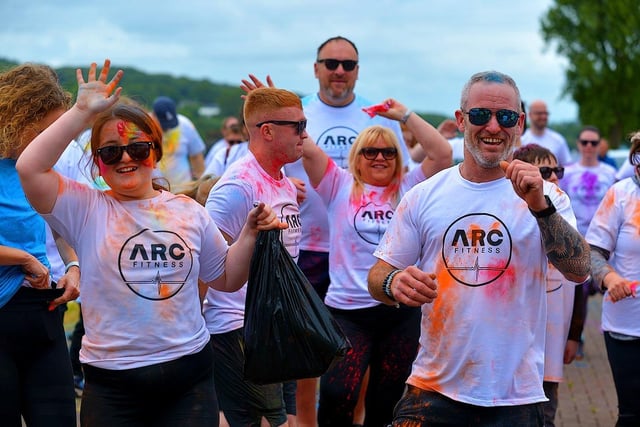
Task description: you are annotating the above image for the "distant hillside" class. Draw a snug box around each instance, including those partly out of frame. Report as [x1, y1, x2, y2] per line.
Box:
[0, 58, 246, 143]
[0, 58, 581, 147]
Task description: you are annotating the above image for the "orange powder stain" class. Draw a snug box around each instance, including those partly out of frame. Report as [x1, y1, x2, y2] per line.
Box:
[158, 284, 172, 299]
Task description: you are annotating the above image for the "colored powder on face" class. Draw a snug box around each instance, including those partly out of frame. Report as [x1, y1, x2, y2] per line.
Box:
[116, 120, 146, 141]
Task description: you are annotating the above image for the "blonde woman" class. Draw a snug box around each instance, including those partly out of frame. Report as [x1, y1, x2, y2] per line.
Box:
[301, 99, 451, 426]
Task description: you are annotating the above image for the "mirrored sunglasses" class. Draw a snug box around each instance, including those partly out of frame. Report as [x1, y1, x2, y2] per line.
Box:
[463, 108, 520, 128]
[360, 147, 398, 160]
[317, 58, 358, 71]
[96, 142, 154, 165]
[539, 166, 565, 180]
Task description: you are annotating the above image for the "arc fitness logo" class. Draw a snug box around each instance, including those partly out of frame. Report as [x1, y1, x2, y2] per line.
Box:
[442, 213, 512, 287]
[316, 125, 359, 168]
[118, 229, 193, 300]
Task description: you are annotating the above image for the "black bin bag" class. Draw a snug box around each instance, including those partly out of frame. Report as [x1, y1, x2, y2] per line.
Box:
[243, 229, 351, 384]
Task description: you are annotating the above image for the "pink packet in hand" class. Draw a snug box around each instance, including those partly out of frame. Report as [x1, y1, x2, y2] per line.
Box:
[362, 101, 391, 117]
[630, 281, 638, 297]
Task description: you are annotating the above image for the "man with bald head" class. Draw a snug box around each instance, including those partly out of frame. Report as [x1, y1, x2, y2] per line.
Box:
[521, 100, 572, 166]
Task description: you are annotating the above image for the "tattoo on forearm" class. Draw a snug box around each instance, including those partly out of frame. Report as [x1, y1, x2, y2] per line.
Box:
[537, 213, 591, 277]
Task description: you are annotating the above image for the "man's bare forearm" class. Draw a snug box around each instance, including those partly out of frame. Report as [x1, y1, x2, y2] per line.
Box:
[536, 213, 591, 282]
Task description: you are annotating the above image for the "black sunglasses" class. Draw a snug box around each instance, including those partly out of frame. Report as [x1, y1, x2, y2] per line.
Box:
[96, 142, 154, 165]
[463, 108, 520, 128]
[578, 139, 600, 147]
[360, 147, 398, 160]
[317, 58, 358, 71]
[539, 166, 565, 180]
[256, 120, 307, 135]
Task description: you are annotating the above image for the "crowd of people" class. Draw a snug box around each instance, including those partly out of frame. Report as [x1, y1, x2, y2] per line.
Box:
[1, 35, 638, 427]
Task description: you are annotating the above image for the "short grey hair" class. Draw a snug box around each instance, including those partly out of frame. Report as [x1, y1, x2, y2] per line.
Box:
[460, 71, 522, 111]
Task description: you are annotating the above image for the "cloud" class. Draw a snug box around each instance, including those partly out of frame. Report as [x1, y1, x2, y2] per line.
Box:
[0, 0, 577, 121]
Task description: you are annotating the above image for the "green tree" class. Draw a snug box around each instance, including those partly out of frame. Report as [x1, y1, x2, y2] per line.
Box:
[540, 0, 640, 147]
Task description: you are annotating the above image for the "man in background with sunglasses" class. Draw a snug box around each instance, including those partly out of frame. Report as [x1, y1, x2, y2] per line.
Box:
[279, 35, 413, 426]
[558, 125, 617, 360]
[521, 100, 573, 167]
[368, 70, 590, 426]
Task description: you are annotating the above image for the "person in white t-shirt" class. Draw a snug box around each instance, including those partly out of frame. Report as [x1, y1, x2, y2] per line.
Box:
[368, 71, 591, 425]
[204, 116, 243, 168]
[301, 97, 451, 426]
[521, 100, 573, 167]
[152, 96, 207, 190]
[16, 60, 285, 427]
[586, 131, 640, 427]
[559, 125, 617, 359]
[512, 143, 586, 427]
[240, 36, 415, 426]
[203, 87, 304, 427]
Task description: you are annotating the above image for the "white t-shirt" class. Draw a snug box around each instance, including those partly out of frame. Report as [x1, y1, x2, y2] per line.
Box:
[544, 265, 577, 382]
[203, 151, 301, 334]
[560, 162, 617, 235]
[616, 158, 635, 181]
[157, 114, 206, 188]
[316, 159, 425, 309]
[374, 166, 576, 406]
[202, 142, 249, 178]
[44, 181, 227, 369]
[284, 93, 410, 253]
[521, 128, 572, 166]
[586, 178, 640, 337]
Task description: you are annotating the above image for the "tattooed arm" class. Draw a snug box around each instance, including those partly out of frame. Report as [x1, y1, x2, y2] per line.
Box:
[536, 213, 591, 283]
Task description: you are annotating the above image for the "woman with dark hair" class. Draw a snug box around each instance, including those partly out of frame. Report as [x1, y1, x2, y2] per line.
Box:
[17, 59, 286, 427]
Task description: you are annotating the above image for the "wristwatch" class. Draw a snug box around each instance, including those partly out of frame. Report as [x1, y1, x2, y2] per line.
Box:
[530, 195, 556, 218]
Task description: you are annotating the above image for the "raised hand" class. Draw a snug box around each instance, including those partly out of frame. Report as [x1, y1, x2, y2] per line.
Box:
[240, 74, 275, 99]
[75, 59, 124, 114]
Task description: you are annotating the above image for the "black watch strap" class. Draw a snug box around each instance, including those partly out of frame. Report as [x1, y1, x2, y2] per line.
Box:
[530, 195, 556, 218]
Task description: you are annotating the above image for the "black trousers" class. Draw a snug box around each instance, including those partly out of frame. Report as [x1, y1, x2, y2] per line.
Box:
[0, 287, 76, 427]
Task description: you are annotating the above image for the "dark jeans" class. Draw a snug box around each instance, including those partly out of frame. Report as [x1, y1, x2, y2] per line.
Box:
[69, 302, 84, 378]
[297, 249, 330, 301]
[392, 385, 544, 427]
[318, 304, 421, 427]
[0, 287, 76, 427]
[603, 331, 640, 427]
[542, 381, 558, 427]
[80, 342, 218, 427]
[210, 328, 287, 427]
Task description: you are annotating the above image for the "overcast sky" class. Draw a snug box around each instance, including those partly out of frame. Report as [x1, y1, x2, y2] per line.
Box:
[1, 0, 577, 122]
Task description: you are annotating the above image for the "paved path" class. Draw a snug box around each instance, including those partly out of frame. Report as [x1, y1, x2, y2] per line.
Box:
[556, 293, 618, 427]
[29, 296, 619, 426]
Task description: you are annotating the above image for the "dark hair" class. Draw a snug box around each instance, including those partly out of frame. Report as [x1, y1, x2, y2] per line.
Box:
[578, 125, 601, 139]
[89, 98, 169, 191]
[316, 36, 358, 57]
[512, 143, 557, 165]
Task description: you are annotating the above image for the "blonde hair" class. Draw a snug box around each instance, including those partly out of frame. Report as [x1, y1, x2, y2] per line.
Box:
[348, 125, 404, 202]
[0, 63, 71, 159]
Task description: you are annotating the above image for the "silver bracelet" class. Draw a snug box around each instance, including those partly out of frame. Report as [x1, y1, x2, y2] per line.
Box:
[65, 261, 80, 273]
[400, 110, 413, 124]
